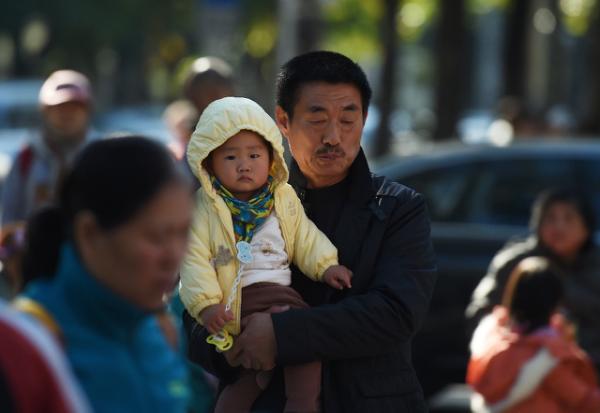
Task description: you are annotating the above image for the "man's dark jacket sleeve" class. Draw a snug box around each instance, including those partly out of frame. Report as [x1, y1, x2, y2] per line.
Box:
[272, 190, 437, 364]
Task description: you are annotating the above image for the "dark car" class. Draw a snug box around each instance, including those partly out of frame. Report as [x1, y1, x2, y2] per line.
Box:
[373, 139, 600, 398]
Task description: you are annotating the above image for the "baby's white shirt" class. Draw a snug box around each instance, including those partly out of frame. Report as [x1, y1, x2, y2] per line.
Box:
[241, 211, 292, 288]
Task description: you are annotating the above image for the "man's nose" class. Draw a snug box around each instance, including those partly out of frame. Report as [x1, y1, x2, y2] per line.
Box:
[322, 122, 341, 146]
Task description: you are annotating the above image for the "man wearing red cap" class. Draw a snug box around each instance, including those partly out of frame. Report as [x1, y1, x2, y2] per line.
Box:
[1, 70, 94, 225]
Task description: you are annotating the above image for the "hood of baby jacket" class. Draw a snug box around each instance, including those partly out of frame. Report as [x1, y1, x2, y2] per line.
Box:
[186, 96, 288, 194]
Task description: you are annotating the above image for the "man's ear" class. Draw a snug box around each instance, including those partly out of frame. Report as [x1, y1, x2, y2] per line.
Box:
[275, 106, 290, 141]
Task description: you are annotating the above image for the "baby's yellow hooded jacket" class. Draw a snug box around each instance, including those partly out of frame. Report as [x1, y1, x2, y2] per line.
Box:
[179, 97, 338, 335]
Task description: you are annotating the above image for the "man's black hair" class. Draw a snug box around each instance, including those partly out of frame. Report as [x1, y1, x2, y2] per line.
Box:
[276, 50, 372, 120]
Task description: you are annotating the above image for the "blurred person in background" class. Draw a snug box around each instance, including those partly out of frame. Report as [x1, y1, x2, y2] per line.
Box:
[0, 299, 91, 413]
[467, 257, 600, 413]
[183, 56, 235, 121]
[1, 70, 95, 226]
[176, 56, 235, 186]
[0, 222, 26, 298]
[14, 137, 192, 412]
[467, 187, 600, 370]
[164, 99, 198, 162]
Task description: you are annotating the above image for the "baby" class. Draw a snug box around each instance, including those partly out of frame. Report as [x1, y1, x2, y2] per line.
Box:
[179, 97, 352, 413]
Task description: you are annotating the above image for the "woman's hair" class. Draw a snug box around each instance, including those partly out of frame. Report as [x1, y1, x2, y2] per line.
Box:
[21, 136, 185, 283]
[530, 187, 596, 251]
[501, 256, 564, 334]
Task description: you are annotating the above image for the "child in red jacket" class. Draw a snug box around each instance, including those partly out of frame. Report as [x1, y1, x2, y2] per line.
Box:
[467, 256, 600, 413]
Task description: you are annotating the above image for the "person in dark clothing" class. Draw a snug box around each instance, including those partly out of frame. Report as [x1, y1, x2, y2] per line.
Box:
[182, 50, 437, 412]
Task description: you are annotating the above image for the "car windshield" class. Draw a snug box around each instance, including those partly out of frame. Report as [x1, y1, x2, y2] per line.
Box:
[400, 156, 600, 227]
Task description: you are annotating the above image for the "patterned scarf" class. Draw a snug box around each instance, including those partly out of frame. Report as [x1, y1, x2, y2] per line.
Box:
[212, 176, 274, 243]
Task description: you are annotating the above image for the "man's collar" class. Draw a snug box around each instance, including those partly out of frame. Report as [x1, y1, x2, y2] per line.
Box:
[288, 148, 375, 205]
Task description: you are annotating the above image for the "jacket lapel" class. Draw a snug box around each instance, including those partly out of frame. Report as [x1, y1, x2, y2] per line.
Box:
[333, 150, 376, 270]
[289, 150, 378, 302]
[332, 202, 372, 270]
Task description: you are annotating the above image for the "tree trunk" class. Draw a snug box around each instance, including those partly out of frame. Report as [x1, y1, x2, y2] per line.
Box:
[297, 0, 322, 53]
[579, 6, 600, 134]
[503, 0, 531, 99]
[433, 0, 467, 141]
[373, 0, 400, 158]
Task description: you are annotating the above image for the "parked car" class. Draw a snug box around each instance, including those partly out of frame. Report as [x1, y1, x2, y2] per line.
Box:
[373, 139, 600, 399]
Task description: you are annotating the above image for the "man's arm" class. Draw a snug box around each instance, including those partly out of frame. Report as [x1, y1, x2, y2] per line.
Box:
[273, 192, 436, 364]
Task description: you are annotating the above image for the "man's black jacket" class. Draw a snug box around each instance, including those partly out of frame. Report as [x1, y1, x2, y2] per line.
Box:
[183, 150, 437, 412]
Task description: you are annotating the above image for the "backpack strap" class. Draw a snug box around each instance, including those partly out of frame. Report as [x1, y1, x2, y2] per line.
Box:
[17, 145, 34, 178]
[12, 297, 62, 341]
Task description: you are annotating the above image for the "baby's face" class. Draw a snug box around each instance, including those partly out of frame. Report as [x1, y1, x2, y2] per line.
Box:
[210, 130, 271, 201]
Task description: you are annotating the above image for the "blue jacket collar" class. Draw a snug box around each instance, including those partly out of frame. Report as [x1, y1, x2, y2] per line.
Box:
[54, 243, 149, 336]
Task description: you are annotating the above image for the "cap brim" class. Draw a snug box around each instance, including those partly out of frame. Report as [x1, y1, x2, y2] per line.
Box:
[40, 90, 91, 106]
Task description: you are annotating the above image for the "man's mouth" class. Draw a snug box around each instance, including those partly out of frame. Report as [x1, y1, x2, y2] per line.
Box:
[316, 147, 344, 161]
[317, 152, 341, 160]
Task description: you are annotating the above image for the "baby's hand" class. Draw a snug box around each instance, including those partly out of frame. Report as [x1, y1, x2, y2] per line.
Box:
[200, 304, 234, 334]
[323, 265, 353, 290]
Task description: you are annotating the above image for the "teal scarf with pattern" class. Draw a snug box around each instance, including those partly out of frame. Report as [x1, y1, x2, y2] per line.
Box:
[212, 176, 274, 242]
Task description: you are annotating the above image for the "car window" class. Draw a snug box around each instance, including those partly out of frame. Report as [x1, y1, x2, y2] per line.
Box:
[462, 158, 580, 226]
[577, 160, 600, 223]
[399, 164, 476, 221]
[398, 156, 600, 228]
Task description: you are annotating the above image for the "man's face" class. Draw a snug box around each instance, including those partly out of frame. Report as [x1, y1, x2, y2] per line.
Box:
[275, 82, 366, 188]
[43, 101, 90, 143]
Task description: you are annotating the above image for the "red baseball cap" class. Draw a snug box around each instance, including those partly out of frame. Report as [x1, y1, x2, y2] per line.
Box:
[39, 70, 92, 107]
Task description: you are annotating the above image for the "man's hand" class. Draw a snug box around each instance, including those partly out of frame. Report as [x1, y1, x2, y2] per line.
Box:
[323, 265, 353, 290]
[200, 303, 234, 334]
[225, 304, 288, 370]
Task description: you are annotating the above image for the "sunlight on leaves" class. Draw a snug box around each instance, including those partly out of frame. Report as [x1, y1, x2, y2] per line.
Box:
[467, 0, 511, 15]
[559, 0, 597, 36]
[398, 0, 436, 42]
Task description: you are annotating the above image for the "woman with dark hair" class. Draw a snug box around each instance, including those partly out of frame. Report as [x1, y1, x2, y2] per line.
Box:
[467, 257, 600, 413]
[14, 136, 193, 412]
[467, 187, 600, 368]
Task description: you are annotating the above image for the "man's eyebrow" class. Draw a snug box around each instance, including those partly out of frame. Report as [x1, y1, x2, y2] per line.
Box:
[342, 103, 359, 112]
[307, 105, 326, 113]
[307, 103, 360, 113]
